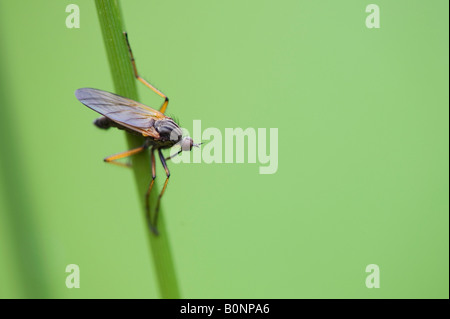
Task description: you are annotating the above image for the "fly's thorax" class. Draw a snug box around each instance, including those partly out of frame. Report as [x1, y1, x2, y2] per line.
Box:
[154, 118, 183, 143]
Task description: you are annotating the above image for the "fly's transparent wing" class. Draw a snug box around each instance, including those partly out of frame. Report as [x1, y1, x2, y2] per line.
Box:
[75, 88, 165, 137]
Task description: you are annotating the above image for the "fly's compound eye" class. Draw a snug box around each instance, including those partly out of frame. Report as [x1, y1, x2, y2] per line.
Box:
[181, 137, 194, 151]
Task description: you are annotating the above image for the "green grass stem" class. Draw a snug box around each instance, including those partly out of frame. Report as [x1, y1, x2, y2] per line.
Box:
[95, 0, 180, 299]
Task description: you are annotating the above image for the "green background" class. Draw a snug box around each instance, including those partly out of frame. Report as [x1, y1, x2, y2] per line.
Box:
[0, 0, 448, 298]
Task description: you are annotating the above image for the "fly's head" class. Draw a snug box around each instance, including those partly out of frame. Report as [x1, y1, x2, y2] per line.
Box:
[180, 137, 194, 151]
[166, 135, 202, 160]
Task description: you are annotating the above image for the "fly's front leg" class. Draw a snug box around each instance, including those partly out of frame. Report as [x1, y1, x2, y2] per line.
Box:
[145, 147, 159, 235]
[153, 149, 171, 228]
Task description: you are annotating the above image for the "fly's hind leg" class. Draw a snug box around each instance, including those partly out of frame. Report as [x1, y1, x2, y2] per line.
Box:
[103, 143, 148, 168]
[123, 32, 169, 114]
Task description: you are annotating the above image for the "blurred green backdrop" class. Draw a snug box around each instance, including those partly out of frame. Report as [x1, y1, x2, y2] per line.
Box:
[0, 0, 448, 298]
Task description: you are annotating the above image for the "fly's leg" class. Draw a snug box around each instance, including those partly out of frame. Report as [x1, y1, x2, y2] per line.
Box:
[145, 148, 159, 235]
[103, 144, 147, 168]
[124, 32, 169, 114]
[103, 140, 159, 235]
[153, 149, 170, 228]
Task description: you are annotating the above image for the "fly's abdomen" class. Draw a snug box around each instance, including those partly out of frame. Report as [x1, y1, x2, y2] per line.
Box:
[93, 116, 113, 129]
[93, 115, 149, 137]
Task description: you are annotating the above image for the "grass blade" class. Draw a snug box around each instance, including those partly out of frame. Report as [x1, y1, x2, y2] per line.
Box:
[95, 0, 180, 299]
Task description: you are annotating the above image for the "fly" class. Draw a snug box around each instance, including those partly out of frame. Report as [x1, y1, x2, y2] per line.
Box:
[75, 32, 200, 235]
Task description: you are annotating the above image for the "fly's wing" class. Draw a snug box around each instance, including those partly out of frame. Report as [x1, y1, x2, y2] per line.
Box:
[75, 88, 166, 138]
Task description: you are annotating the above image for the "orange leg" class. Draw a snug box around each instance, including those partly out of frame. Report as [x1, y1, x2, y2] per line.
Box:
[124, 32, 169, 114]
[104, 145, 146, 168]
